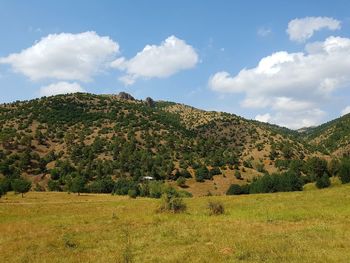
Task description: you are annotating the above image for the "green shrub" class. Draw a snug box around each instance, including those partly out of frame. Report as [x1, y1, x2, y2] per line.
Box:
[234, 170, 242, 180]
[226, 184, 242, 195]
[176, 177, 186, 187]
[148, 181, 163, 198]
[158, 186, 186, 213]
[339, 158, 350, 184]
[195, 166, 210, 182]
[207, 201, 225, 215]
[316, 173, 331, 189]
[209, 167, 221, 177]
[48, 180, 61, 191]
[177, 190, 193, 198]
[128, 189, 137, 199]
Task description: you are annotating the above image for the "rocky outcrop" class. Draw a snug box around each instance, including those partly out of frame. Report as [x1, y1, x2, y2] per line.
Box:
[117, 92, 135, 101]
[145, 97, 156, 107]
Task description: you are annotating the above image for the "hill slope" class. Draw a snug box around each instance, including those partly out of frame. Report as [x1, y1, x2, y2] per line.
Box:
[301, 113, 350, 157]
[0, 93, 324, 195]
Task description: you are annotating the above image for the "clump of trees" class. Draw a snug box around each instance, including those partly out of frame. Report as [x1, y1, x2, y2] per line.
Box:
[249, 171, 303, 194]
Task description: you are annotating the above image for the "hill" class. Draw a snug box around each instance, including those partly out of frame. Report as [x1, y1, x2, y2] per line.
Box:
[300, 113, 350, 156]
[0, 92, 329, 196]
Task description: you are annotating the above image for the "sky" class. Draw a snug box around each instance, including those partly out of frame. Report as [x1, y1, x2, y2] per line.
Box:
[1, 0, 350, 129]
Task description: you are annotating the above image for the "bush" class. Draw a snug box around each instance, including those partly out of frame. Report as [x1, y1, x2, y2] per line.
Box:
[240, 184, 250, 194]
[113, 178, 137, 195]
[180, 169, 192, 178]
[0, 178, 11, 192]
[177, 190, 193, 198]
[148, 181, 163, 198]
[209, 167, 221, 177]
[339, 158, 350, 184]
[158, 187, 186, 213]
[226, 184, 242, 195]
[128, 189, 137, 198]
[305, 157, 328, 181]
[195, 166, 210, 182]
[48, 179, 61, 191]
[234, 170, 242, 180]
[88, 178, 114, 193]
[207, 201, 225, 215]
[256, 162, 266, 173]
[176, 177, 186, 187]
[316, 173, 331, 189]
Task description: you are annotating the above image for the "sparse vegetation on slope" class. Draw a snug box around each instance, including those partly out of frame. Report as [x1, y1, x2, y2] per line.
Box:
[0, 92, 344, 196]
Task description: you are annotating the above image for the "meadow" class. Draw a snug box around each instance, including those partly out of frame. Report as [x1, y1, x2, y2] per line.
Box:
[1, 184, 350, 263]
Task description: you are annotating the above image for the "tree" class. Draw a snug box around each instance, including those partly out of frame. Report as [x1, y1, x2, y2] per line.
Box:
[226, 184, 242, 195]
[281, 144, 293, 159]
[305, 157, 328, 181]
[316, 173, 331, 189]
[48, 179, 61, 191]
[328, 159, 340, 177]
[339, 158, 350, 184]
[12, 178, 32, 197]
[70, 176, 86, 196]
[195, 166, 210, 182]
[234, 170, 242, 180]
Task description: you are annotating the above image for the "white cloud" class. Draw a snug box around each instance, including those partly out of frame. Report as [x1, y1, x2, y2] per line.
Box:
[287, 17, 341, 42]
[255, 113, 271, 123]
[257, 27, 272, 37]
[111, 35, 198, 85]
[39, 82, 86, 97]
[341, 106, 350, 116]
[209, 36, 350, 129]
[0, 31, 119, 82]
[256, 109, 325, 129]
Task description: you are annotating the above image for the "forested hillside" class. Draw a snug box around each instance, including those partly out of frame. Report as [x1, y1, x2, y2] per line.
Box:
[0, 92, 345, 196]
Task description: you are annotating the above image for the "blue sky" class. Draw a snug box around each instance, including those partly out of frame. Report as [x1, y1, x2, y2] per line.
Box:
[1, 0, 350, 129]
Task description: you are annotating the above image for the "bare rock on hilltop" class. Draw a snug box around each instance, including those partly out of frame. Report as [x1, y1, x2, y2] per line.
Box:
[117, 92, 135, 101]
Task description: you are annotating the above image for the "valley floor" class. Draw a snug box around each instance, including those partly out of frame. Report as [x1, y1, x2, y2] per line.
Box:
[1, 185, 350, 262]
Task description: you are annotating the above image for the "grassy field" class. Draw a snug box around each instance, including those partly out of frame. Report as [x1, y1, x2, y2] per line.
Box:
[1, 184, 350, 263]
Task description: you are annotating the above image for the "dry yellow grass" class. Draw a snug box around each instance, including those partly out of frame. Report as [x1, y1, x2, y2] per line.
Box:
[1, 185, 350, 263]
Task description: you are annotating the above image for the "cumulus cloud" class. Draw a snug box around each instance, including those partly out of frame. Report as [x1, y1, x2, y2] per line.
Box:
[255, 113, 271, 123]
[255, 109, 325, 130]
[287, 17, 341, 42]
[39, 82, 85, 97]
[341, 106, 350, 116]
[0, 31, 119, 82]
[209, 36, 350, 129]
[111, 35, 198, 85]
